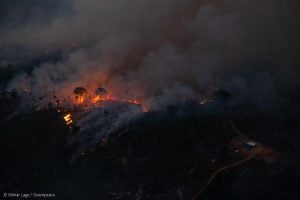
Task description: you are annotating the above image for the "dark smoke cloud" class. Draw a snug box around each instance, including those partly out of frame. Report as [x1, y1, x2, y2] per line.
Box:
[0, 0, 71, 26]
[1, 0, 299, 109]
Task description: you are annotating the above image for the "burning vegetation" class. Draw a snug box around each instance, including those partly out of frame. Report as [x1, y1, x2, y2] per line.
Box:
[73, 87, 87, 105]
[66, 86, 147, 111]
[44, 85, 152, 160]
[63, 113, 73, 126]
[0, 81, 298, 200]
[94, 87, 108, 103]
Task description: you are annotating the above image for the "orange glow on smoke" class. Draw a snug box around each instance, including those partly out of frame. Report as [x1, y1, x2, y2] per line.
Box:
[75, 95, 86, 105]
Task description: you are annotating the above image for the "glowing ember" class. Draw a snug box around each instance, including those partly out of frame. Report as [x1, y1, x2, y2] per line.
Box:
[128, 99, 140, 104]
[64, 113, 73, 125]
[130, 100, 148, 112]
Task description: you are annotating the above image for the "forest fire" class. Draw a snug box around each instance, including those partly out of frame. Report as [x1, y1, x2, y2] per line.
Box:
[73, 87, 88, 105]
[59, 86, 149, 130]
[70, 86, 148, 112]
[91, 95, 114, 104]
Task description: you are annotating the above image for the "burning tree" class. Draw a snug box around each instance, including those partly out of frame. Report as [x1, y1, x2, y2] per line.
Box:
[73, 87, 88, 105]
[94, 87, 108, 102]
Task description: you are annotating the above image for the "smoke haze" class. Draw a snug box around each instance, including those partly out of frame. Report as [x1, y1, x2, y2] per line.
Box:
[1, 0, 299, 109]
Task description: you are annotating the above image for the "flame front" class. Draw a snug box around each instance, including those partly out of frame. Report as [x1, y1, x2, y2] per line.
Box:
[91, 95, 114, 104]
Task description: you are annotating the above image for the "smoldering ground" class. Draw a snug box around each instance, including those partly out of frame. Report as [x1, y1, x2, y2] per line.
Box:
[0, 0, 299, 110]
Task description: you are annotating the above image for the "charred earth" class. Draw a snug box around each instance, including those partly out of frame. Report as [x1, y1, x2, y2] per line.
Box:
[0, 93, 299, 200]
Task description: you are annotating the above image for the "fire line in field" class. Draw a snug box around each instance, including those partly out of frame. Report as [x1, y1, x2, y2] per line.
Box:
[61, 86, 149, 127]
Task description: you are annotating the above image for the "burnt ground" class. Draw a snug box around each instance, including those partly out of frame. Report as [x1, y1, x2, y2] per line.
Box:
[0, 94, 299, 200]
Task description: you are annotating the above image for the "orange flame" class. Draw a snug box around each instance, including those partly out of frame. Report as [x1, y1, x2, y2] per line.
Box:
[64, 113, 73, 125]
[91, 95, 114, 104]
[75, 96, 85, 105]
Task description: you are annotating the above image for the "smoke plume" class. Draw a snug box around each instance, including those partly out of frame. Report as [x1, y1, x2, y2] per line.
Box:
[1, 0, 299, 110]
